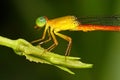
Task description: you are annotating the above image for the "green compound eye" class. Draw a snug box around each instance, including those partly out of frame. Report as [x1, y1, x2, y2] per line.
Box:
[36, 16, 46, 27]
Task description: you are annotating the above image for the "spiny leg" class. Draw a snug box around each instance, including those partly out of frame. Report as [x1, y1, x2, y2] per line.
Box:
[47, 29, 58, 51]
[31, 26, 48, 44]
[39, 28, 52, 45]
[54, 31, 72, 56]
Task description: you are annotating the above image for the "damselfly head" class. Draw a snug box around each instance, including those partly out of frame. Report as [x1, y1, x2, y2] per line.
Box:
[36, 16, 46, 28]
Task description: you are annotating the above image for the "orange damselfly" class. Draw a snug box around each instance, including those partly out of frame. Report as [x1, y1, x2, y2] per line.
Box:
[31, 15, 120, 56]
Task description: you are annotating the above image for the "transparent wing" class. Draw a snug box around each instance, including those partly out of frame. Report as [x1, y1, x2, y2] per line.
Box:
[78, 15, 120, 26]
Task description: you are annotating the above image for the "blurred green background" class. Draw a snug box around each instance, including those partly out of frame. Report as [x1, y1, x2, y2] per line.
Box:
[1, 0, 120, 80]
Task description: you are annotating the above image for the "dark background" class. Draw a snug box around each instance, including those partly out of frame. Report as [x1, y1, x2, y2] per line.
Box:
[1, 0, 120, 80]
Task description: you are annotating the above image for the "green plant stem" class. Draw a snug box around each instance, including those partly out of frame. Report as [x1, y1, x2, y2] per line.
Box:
[0, 36, 93, 74]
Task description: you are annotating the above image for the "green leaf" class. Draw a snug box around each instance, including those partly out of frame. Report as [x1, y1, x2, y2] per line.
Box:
[0, 36, 93, 74]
